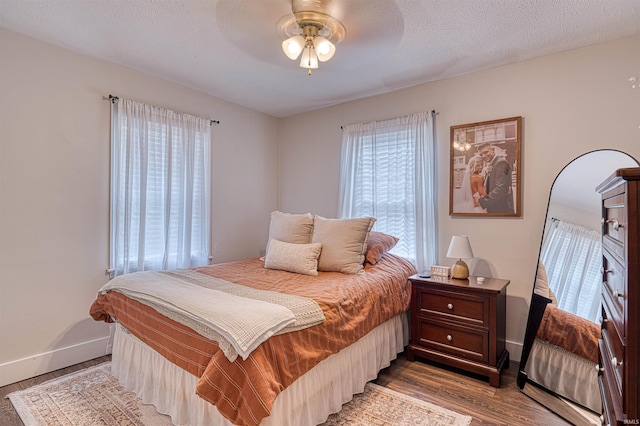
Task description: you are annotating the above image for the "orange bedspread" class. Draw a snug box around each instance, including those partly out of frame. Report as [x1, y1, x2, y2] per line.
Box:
[90, 254, 416, 426]
[535, 304, 601, 364]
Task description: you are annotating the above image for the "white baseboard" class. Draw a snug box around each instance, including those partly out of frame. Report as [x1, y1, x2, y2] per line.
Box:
[0, 336, 110, 387]
[506, 339, 523, 364]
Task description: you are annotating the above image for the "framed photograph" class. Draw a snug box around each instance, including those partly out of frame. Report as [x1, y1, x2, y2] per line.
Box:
[449, 116, 522, 217]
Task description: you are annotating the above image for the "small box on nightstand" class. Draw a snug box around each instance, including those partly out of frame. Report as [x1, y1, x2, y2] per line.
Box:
[429, 265, 450, 277]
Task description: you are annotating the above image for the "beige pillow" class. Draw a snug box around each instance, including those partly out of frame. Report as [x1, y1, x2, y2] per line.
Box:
[268, 211, 314, 245]
[534, 261, 550, 299]
[264, 239, 322, 276]
[312, 216, 376, 274]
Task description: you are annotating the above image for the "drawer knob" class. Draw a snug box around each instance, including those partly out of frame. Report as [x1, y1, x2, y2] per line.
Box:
[446, 334, 453, 342]
[612, 290, 625, 299]
[447, 303, 454, 310]
[603, 218, 623, 231]
[611, 357, 622, 368]
[601, 267, 612, 275]
[595, 364, 604, 373]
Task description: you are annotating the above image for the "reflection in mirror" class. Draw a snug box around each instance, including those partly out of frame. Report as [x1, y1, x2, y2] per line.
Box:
[517, 150, 639, 425]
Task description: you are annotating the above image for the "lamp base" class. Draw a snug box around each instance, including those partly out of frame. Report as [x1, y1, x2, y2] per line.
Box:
[451, 259, 470, 279]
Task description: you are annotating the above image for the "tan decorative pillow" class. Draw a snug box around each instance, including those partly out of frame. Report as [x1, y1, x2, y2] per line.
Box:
[534, 261, 550, 299]
[268, 211, 314, 247]
[264, 239, 322, 276]
[365, 231, 399, 265]
[312, 216, 376, 274]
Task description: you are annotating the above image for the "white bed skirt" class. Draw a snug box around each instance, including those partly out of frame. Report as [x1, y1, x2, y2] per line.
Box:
[524, 338, 600, 413]
[111, 313, 409, 426]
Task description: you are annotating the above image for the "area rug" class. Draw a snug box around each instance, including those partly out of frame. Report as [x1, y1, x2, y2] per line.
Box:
[322, 382, 472, 426]
[7, 363, 172, 426]
[8, 362, 472, 426]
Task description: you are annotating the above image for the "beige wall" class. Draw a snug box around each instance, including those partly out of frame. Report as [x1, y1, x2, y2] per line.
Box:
[1, 27, 638, 386]
[0, 29, 280, 386]
[278, 34, 640, 359]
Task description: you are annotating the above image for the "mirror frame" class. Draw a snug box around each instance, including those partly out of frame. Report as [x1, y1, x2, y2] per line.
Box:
[517, 149, 640, 423]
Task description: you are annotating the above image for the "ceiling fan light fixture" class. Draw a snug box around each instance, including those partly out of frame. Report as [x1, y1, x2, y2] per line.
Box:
[282, 35, 305, 60]
[277, 0, 345, 74]
[313, 36, 335, 61]
[299, 46, 319, 69]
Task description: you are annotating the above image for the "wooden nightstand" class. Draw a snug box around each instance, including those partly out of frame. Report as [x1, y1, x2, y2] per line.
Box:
[406, 274, 510, 387]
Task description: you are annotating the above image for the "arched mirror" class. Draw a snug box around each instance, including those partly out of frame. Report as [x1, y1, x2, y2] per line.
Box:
[517, 149, 639, 425]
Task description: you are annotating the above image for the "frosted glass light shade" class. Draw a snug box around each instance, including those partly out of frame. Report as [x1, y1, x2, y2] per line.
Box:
[446, 235, 474, 259]
[282, 35, 305, 60]
[299, 47, 318, 69]
[313, 36, 335, 62]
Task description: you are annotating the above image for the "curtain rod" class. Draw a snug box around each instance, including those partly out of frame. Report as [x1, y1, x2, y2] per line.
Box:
[340, 109, 437, 130]
[105, 95, 219, 126]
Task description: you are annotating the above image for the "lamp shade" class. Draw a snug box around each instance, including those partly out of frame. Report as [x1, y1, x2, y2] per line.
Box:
[446, 235, 474, 259]
[313, 36, 335, 62]
[299, 47, 318, 69]
[282, 35, 305, 60]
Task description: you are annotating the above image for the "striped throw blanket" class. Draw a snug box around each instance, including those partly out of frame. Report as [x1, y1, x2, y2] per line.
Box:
[98, 269, 325, 361]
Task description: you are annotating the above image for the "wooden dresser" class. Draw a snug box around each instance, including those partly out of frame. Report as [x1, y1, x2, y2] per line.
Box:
[406, 274, 510, 387]
[596, 167, 640, 426]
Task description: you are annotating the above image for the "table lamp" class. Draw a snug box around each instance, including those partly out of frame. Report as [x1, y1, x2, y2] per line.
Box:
[446, 235, 474, 279]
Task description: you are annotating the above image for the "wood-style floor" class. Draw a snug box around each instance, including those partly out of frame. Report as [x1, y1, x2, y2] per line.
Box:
[0, 353, 569, 425]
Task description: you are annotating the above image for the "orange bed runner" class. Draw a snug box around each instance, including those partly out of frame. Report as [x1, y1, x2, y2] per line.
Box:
[90, 255, 416, 426]
[536, 304, 601, 363]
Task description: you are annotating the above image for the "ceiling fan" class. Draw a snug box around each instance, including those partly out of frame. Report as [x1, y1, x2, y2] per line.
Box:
[277, 0, 346, 75]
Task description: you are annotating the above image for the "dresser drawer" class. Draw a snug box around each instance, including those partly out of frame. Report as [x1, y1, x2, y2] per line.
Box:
[599, 338, 624, 422]
[414, 287, 489, 328]
[598, 362, 618, 426]
[600, 325, 624, 400]
[602, 193, 626, 262]
[602, 250, 626, 339]
[414, 318, 489, 364]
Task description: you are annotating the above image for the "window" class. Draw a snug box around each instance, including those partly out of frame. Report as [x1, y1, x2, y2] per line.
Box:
[339, 112, 437, 271]
[540, 220, 601, 322]
[109, 98, 211, 276]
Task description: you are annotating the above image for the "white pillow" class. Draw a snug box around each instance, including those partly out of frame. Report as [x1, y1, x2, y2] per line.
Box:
[268, 211, 314, 245]
[312, 216, 376, 274]
[264, 239, 322, 276]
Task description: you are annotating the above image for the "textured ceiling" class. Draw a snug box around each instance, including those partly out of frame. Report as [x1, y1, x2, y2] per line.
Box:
[1, 0, 639, 117]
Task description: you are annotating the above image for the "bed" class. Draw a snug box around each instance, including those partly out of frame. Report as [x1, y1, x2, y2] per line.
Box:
[524, 295, 601, 413]
[90, 214, 417, 426]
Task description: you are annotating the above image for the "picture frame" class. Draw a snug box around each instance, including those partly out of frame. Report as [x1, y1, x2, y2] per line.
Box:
[449, 116, 522, 217]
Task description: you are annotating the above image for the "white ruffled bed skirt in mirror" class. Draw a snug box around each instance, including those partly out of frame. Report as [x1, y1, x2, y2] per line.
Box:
[524, 338, 600, 413]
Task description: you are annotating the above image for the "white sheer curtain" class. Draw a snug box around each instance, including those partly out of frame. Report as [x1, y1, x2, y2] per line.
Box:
[109, 98, 211, 276]
[339, 111, 437, 272]
[540, 219, 601, 322]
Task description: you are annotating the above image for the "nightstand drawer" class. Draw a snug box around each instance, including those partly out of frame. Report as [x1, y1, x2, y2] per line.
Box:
[414, 318, 489, 364]
[415, 288, 489, 328]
